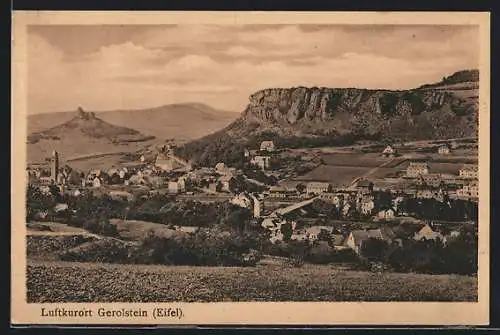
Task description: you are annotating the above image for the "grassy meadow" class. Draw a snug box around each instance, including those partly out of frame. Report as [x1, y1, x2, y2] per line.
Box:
[27, 260, 477, 303]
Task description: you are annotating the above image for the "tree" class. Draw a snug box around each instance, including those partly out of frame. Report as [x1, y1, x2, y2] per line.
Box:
[216, 181, 223, 193]
[280, 222, 293, 242]
[296, 183, 306, 194]
[317, 229, 332, 243]
[360, 238, 389, 262]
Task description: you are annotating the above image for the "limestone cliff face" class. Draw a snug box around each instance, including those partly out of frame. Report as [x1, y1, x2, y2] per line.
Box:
[231, 85, 478, 140]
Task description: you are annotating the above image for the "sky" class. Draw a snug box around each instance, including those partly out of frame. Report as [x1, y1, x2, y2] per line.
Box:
[27, 24, 479, 114]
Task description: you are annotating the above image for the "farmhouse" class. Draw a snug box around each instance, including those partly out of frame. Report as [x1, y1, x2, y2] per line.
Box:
[306, 182, 331, 194]
[459, 164, 478, 179]
[250, 155, 271, 170]
[406, 162, 430, 178]
[260, 141, 276, 152]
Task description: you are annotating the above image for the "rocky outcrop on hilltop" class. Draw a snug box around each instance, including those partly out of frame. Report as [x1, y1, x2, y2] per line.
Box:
[233, 84, 478, 140]
[178, 69, 479, 166]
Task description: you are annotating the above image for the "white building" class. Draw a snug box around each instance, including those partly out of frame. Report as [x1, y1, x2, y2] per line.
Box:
[92, 177, 102, 188]
[250, 156, 270, 170]
[382, 145, 395, 157]
[260, 141, 275, 152]
[456, 181, 479, 199]
[459, 165, 478, 179]
[406, 162, 430, 178]
[306, 182, 330, 194]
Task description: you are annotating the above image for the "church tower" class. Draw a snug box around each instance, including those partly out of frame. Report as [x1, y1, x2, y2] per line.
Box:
[51, 150, 59, 182]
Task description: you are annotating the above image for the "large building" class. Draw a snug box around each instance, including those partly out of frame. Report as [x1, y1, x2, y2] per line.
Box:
[406, 162, 430, 178]
[459, 164, 478, 179]
[306, 182, 331, 194]
[456, 181, 479, 199]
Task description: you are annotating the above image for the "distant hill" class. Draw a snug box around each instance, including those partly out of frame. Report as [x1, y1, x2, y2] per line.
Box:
[176, 69, 479, 167]
[27, 107, 156, 163]
[28, 103, 238, 141]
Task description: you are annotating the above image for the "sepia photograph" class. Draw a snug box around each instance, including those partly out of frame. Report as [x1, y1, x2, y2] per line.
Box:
[11, 11, 490, 325]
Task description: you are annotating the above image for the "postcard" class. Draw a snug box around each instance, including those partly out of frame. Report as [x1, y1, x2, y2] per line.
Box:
[11, 11, 490, 326]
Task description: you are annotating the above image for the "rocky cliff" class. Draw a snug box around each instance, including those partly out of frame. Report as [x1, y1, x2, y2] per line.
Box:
[228, 82, 478, 140]
[177, 69, 479, 166]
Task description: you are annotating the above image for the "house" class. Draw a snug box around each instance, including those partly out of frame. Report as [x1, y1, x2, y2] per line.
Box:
[215, 162, 226, 172]
[376, 208, 395, 220]
[218, 175, 235, 192]
[207, 183, 218, 194]
[250, 194, 261, 218]
[168, 180, 186, 194]
[342, 202, 352, 216]
[360, 197, 375, 215]
[456, 181, 479, 199]
[92, 177, 102, 188]
[459, 164, 478, 179]
[319, 193, 344, 206]
[406, 162, 430, 178]
[382, 145, 396, 157]
[306, 182, 331, 194]
[269, 185, 289, 198]
[305, 226, 334, 242]
[260, 141, 275, 152]
[416, 188, 445, 201]
[418, 174, 443, 188]
[250, 155, 271, 170]
[413, 224, 444, 242]
[140, 153, 157, 163]
[437, 144, 451, 155]
[331, 234, 347, 250]
[355, 179, 374, 193]
[344, 228, 393, 254]
[231, 193, 253, 209]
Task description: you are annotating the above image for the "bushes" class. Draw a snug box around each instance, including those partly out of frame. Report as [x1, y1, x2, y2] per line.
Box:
[59, 238, 135, 264]
[83, 218, 119, 237]
[134, 229, 263, 267]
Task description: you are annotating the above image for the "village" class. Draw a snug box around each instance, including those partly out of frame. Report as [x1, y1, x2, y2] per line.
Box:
[26, 135, 479, 258]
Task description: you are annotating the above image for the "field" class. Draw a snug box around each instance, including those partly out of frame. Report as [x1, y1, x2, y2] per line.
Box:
[296, 165, 373, 186]
[320, 153, 388, 167]
[27, 260, 477, 302]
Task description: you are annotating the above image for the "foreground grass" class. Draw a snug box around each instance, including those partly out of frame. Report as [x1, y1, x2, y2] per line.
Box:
[27, 260, 477, 303]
